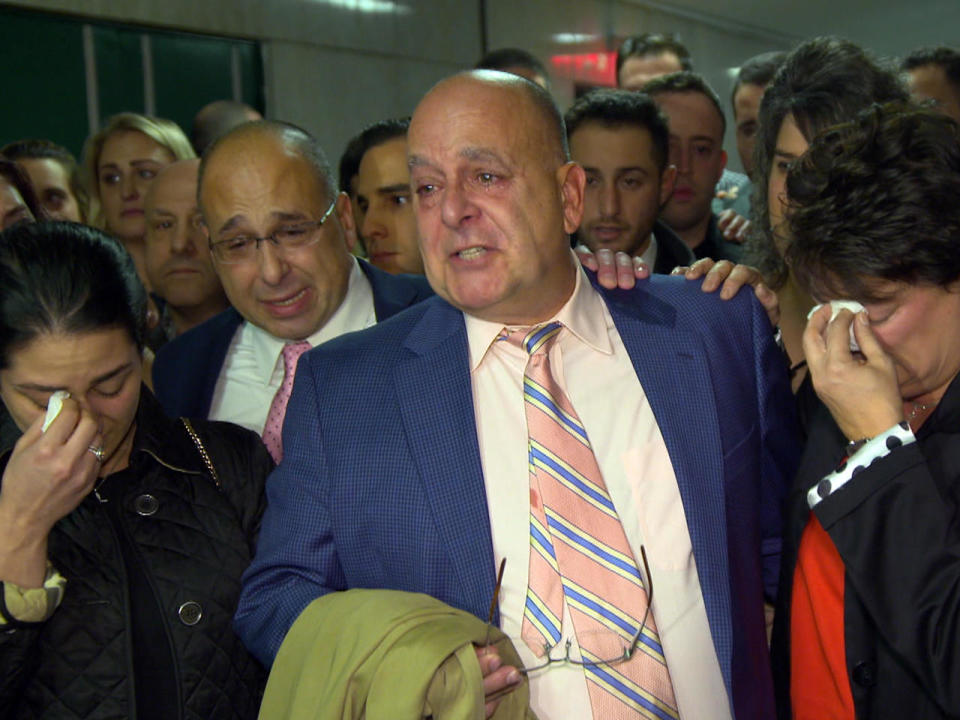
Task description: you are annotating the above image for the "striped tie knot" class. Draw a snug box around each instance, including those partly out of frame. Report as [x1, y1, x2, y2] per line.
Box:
[502, 321, 563, 360]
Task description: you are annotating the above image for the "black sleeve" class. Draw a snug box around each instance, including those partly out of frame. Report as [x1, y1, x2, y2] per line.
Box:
[815, 441, 960, 706]
[185, 420, 273, 553]
[0, 611, 43, 713]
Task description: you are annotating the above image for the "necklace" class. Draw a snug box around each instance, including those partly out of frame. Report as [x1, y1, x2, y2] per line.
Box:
[908, 401, 933, 423]
[93, 475, 109, 504]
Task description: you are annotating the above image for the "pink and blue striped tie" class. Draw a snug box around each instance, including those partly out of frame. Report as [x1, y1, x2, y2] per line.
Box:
[507, 322, 678, 720]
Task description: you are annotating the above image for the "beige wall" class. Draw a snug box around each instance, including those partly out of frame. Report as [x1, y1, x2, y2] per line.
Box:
[486, 0, 794, 171]
[5, 0, 791, 171]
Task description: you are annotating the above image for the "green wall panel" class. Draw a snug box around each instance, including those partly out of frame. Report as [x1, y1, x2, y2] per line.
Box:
[93, 25, 145, 124]
[0, 6, 263, 161]
[0, 9, 88, 157]
[236, 42, 265, 112]
[152, 32, 234, 136]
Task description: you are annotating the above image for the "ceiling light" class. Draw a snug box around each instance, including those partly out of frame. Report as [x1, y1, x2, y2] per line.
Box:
[552, 33, 599, 44]
[313, 0, 410, 13]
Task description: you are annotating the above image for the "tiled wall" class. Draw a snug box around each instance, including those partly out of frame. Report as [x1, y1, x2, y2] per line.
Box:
[5, 0, 793, 171]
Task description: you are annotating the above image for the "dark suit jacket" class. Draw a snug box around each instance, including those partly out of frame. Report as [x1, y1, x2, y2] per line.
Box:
[693, 214, 744, 264]
[152, 260, 433, 419]
[236, 273, 799, 718]
[652, 220, 696, 274]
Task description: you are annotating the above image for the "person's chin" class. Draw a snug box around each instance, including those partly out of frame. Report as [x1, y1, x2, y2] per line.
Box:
[389, 256, 425, 276]
[112, 217, 146, 241]
[260, 314, 320, 342]
[163, 290, 209, 308]
[370, 252, 400, 272]
[585, 233, 632, 256]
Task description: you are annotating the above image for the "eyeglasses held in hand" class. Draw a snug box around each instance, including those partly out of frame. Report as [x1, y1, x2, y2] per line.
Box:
[209, 199, 337, 264]
[485, 546, 656, 675]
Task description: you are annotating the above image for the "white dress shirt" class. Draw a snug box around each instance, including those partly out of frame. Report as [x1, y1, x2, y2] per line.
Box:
[467, 264, 732, 719]
[639, 232, 658, 269]
[208, 259, 376, 433]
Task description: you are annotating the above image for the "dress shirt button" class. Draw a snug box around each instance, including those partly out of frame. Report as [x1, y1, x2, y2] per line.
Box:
[851, 660, 877, 687]
[178, 601, 202, 626]
[134, 494, 159, 516]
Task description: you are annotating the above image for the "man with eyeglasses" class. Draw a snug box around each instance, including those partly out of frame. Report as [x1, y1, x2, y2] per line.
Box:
[237, 73, 798, 718]
[152, 121, 432, 449]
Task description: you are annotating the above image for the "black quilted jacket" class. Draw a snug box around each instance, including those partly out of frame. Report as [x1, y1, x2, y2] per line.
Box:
[0, 390, 272, 719]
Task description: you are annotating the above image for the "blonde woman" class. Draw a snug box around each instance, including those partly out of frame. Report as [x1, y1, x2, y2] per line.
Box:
[83, 113, 194, 288]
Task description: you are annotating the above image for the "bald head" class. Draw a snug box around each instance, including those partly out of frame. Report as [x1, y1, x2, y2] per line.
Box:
[414, 71, 569, 167]
[146, 158, 200, 211]
[144, 157, 227, 334]
[199, 121, 336, 214]
[196, 119, 356, 341]
[407, 70, 585, 325]
[192, 100, 262, 155]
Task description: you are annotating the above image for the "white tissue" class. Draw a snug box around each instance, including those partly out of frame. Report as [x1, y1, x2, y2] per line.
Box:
[807, 300, 866, 352]
[41, 390, 70, 432]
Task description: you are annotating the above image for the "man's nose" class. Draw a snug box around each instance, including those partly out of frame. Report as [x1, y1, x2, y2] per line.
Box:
[258, 241, 289, 284]
[673, 148, 691, 174]
[171, 221, 198, 254]
[440, 183, 478, 228]
[599, 182, 620, 217]
[361, 210, 387, 245]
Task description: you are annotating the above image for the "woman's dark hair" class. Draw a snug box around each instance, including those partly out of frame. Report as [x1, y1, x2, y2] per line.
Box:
[0, 222, 147, 369]
[746, 37, 909, 289]
[0, 159, 48, 222]
[784, 103, 960, 302]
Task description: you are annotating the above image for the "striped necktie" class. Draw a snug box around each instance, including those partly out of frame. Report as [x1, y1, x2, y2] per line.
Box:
[506, 322, 678, 720]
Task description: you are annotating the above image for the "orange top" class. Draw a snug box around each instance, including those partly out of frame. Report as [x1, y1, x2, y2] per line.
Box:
[790, 512, 855, 720]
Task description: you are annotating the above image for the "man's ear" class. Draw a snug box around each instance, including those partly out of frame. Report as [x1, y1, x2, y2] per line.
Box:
[558, 161, 586, 235]
[335, 191, 358, 252]
[659, 164, 678, 207]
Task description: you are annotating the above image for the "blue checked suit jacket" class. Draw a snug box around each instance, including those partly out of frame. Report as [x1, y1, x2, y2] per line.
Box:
[152, 259, 433, 419]
[236, 273, 799, 719]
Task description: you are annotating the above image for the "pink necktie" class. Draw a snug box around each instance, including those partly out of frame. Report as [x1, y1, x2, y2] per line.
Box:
[262, 341, 311, 463]
[507, 323, 678, 720]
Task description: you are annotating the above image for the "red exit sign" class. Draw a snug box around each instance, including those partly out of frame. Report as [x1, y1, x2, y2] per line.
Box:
[550, 52, 617, 87]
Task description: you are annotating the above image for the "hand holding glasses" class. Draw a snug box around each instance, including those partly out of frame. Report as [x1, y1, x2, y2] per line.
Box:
[483, 547, 656, 678]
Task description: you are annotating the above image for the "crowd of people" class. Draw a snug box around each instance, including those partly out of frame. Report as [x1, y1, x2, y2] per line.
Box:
[0, 26, 959, 720]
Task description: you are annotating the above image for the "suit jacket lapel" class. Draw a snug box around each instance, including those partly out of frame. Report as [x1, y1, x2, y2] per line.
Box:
[393, 299, 498, 621]
[603, 285, 733, 688]
[359, 258, 427, 320]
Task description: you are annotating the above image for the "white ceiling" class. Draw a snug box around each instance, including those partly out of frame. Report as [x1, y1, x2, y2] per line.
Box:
[631, 0, 960, 56]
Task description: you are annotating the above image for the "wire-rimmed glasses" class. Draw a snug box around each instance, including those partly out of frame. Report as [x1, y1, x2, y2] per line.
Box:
[485, 546, 656, 675]
[208, 199, 337, 264]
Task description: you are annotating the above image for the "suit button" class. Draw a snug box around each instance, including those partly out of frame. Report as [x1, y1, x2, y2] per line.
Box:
[178, 601, 202, 626]
[852, 660, 876, 687]
[134, 494, 159, 516]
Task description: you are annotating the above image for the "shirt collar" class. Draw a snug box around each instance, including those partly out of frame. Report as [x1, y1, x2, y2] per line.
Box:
[638, 232, 658, 269]
[246, 258, 375, 384]
[465, 257, 613, 371]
